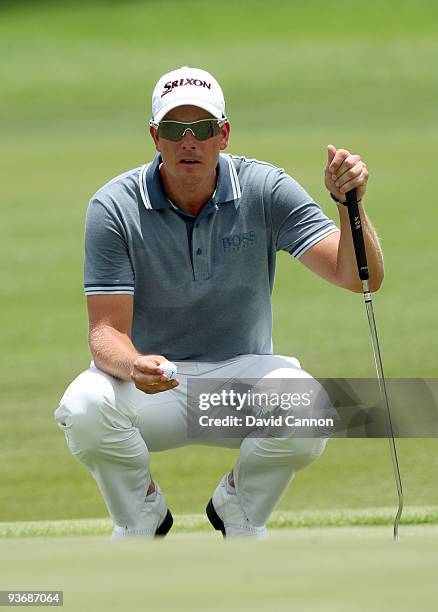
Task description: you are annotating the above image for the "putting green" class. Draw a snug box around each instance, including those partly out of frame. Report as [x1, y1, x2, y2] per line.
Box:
[1, 526, 438, 612]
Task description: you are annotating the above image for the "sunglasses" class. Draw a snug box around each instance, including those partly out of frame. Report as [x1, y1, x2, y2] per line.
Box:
[150, 118, 227, 142]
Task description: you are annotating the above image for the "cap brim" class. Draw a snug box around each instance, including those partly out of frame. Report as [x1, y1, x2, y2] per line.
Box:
[152, 98, 224, 123]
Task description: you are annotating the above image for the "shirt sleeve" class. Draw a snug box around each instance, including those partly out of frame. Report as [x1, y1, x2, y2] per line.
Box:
[269, 168, 339, 259]
[84, 197, 135, 296]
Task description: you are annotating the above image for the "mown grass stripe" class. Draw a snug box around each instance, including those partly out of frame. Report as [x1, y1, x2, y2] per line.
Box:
[1, 506, 438, 538]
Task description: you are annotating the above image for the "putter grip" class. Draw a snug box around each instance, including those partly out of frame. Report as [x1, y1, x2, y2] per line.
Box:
[345, 189, 369, 281]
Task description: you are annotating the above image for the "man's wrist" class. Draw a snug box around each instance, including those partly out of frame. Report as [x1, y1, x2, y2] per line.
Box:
[330, 192, 362, 206]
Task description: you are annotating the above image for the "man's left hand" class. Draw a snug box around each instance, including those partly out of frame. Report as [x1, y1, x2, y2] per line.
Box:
[324, 144, 369, 203]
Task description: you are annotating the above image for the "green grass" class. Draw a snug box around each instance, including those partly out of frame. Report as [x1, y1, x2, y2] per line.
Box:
[1, 0, 437, 531]
[2, 506, 438, 538]
[2, 526, 438, 611]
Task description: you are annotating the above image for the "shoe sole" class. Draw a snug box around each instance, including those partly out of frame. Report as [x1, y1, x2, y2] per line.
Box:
[155, 509, 173, 537]
[206, 499, 226, 538]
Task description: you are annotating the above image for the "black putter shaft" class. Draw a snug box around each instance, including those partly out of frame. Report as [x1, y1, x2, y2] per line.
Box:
[345, 188, 403, 540]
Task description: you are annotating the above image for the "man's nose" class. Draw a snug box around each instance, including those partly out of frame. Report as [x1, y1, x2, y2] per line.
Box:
[180, 129, 198, 146]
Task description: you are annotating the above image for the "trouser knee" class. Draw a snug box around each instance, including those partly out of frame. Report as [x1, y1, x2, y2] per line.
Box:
[54, 371, 116, 456]
[279, 436, 328, 470]
[241, 435, 328, 471]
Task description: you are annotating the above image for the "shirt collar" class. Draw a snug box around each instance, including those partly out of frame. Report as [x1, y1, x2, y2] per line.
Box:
[138, 153, 241, 211]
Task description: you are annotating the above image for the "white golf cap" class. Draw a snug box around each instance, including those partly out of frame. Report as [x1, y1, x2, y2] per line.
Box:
[151, 66, 226, 123]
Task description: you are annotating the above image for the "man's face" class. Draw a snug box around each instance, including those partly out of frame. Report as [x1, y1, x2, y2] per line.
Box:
[150, 105, 230, 187]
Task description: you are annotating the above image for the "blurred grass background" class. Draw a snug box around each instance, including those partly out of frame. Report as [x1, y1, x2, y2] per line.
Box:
[1, 0, 437, 522]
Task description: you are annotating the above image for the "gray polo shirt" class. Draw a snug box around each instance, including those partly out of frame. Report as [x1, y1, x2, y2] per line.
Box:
[84, 153, 338, 361]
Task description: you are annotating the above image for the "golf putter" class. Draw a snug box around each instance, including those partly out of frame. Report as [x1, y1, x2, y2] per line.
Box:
[345, 187, 403, 540]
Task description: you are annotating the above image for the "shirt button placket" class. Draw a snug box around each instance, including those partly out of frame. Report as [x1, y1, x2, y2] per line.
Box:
[192, 223, 208, 281]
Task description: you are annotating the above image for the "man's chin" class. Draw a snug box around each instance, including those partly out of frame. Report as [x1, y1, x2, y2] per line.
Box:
[179, 163, 202, 173]
[177, 167, 204, 184]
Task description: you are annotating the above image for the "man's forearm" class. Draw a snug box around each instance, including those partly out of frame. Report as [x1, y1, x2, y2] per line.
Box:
[336, 202, 384, 292]
[88, 325, 141, 381]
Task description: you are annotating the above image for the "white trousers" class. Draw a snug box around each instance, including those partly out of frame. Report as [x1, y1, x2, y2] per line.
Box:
[54, 354, 329, 528]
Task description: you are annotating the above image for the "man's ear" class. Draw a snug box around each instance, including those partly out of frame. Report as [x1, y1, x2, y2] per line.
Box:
[219, 121, 231, 151]
[149, 125, 160, 152]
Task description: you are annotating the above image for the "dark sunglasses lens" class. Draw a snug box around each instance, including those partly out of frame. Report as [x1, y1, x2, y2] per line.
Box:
[194, 120, 220, 140]
[158, 120, 221, 141]
[157, 122, 185, 141]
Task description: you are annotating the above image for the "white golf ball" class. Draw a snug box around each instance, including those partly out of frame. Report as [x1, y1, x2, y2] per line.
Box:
[160, 360, 177, 380]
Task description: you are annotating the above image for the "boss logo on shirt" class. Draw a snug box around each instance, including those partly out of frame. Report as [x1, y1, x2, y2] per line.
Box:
[221, 230, 257, 252]
[161, 78, 212, 97]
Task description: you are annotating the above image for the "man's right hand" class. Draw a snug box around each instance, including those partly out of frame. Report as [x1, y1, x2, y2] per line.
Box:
[131, 355, 180, 394]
